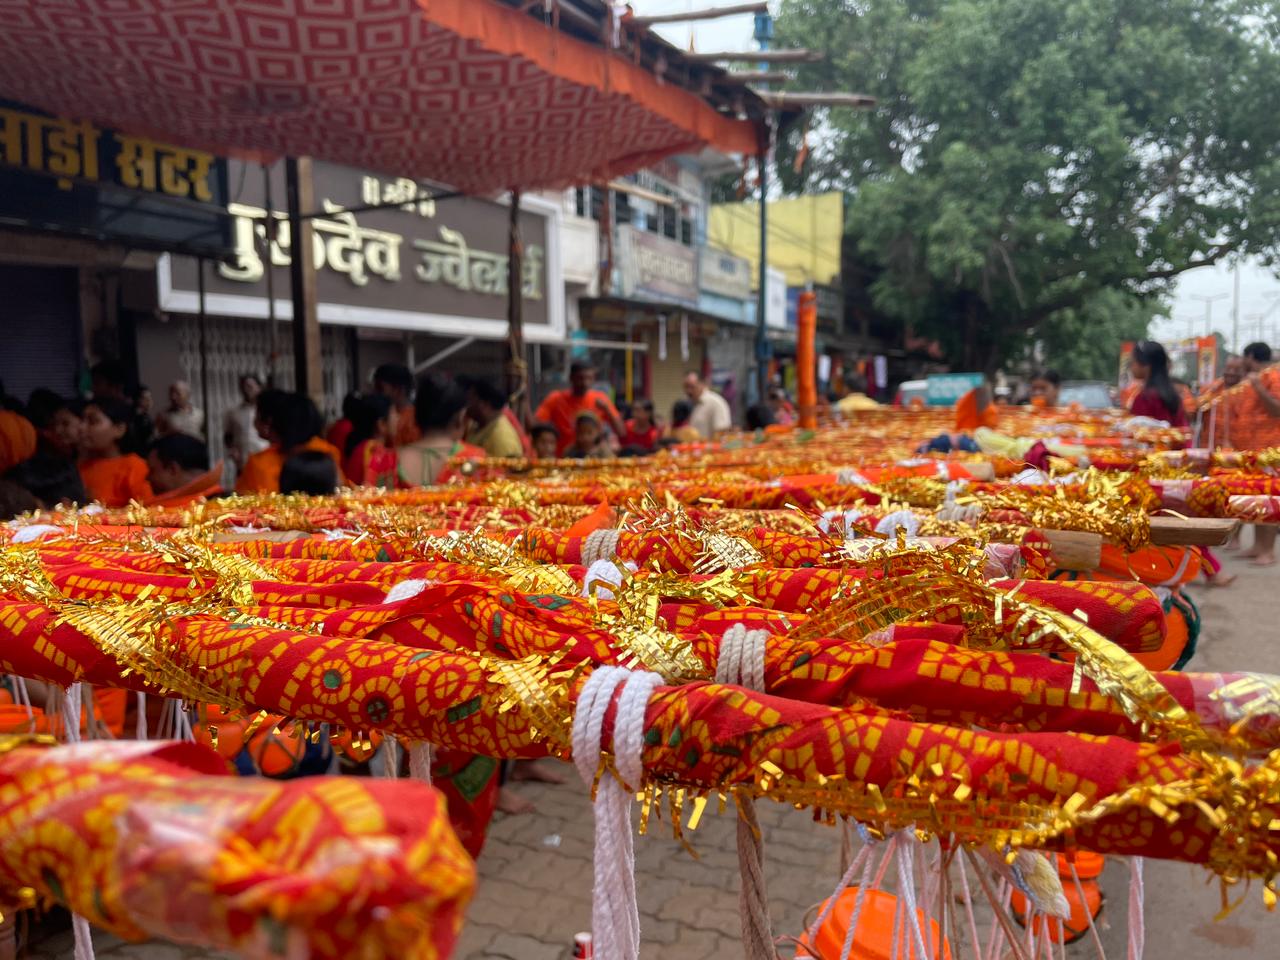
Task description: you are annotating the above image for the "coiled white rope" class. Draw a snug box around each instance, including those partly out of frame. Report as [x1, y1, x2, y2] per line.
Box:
[572, 666, 663, 960]
[581, 528, 621, 567]
[937, 502, 984, 525]
[817, 509, 864, 536]
[715, 624, 768, 692]
[581, 559, 635, 601]
[874, 509, 921, 538]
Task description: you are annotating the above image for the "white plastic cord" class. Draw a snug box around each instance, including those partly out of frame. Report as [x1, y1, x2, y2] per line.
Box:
[408, 740, 432, 785]
[803, 839, 870, 955]
[572, 666, 664, 960]
[61, 683, 81, 744]
[61, 684, 96, 960]
[836, 847, 880, 960]
[72, 914, 95, 960]
[1067, 862, 1108, 960]
[1127, 857, 1145, 960]
[11, 676, 32, 719]
[715, 624, 768, 692]
[956, 841, 983, 960]
[82, 685, 98, 740]
[896, 836, 931, 960]
[379, 736, 401, 778]
[173, 700, 194, 742]
[11, 523, 62, 544]
[944, 479, 969, 504]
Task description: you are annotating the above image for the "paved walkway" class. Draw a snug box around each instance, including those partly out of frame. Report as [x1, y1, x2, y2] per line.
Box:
[25, 549, 1280, 959]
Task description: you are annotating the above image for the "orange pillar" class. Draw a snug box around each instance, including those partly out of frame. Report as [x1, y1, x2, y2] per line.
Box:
[797, 290, 818, 428]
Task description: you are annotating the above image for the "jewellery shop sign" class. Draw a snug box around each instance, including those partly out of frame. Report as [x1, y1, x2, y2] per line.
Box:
[161, 160, 562, 341]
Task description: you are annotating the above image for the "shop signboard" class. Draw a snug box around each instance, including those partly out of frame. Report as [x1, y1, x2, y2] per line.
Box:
[926, 372, 984, 406]
[619, 225, 698, 307]
[765, 267, 787, 330]
[698, 248, 751, 301]
[0, 98, 230, 257]
[160, 160, 563, 342]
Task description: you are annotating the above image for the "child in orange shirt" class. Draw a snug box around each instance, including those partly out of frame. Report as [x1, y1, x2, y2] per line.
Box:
[79, 398, 153, 507]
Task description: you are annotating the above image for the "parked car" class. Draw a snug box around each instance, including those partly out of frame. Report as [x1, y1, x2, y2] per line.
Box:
[1057, 380, 1115, 409]
[893, 379, 929, 407]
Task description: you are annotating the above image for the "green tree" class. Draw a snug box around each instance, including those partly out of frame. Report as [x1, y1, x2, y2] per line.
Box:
[1032, 289, 1159, 381]
[774, 0, 1280, 371]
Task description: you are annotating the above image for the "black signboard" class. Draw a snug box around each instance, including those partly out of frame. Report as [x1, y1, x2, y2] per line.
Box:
[0, 99, 231, 258]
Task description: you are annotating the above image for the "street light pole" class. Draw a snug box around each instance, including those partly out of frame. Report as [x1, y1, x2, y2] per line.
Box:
[753, 9, 774, 405]
[1232, 262, 1241, 352]
[1190, 293, 1229, 340]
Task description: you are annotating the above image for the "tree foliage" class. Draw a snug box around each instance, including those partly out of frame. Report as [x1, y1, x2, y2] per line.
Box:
[774, 0, 1280, 371]
[1033, 289, 1159, 381]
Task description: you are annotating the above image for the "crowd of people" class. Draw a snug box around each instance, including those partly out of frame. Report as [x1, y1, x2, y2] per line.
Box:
[0, 359, 755, 515]
[5, 341, 1280, 543]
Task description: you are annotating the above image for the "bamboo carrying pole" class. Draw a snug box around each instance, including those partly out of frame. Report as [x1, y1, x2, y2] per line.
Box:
[1040, 530, 1104, 572]
[1148, 516, 1240, 546]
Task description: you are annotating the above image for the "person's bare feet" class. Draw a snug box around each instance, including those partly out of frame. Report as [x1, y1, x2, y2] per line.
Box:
[510, 759, 567, 784]
[1251, 554, 1277, 567]
[1206, 572, 1238, 587]
[496, 786, 536, 815]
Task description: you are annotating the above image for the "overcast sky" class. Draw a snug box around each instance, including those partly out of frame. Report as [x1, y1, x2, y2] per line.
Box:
[632, 0, 1280, 348]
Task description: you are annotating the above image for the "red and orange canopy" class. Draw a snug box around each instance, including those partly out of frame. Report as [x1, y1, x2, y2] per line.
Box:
[0, 0, 760, 194]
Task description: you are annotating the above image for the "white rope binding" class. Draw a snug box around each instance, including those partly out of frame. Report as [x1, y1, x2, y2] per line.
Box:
[717, 625, 775, 959]
[716, 624, 767, 692]
[875, 509, 921, 538]
[581, 559, 636, 601]
[572, 666, 663, 960]
[581, 528, 621, 567]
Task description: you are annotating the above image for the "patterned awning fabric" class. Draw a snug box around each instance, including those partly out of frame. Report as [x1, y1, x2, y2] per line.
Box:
[0, 0, 760, 195]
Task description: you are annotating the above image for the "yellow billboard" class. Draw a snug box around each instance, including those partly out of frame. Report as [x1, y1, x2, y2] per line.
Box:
[707, 191, 843, 288]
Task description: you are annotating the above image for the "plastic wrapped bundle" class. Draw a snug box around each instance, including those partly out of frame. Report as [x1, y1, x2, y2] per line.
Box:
[0, 740, 474, 960]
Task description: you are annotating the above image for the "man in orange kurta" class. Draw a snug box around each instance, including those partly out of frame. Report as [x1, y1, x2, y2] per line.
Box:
[534, 361, 625, 455]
